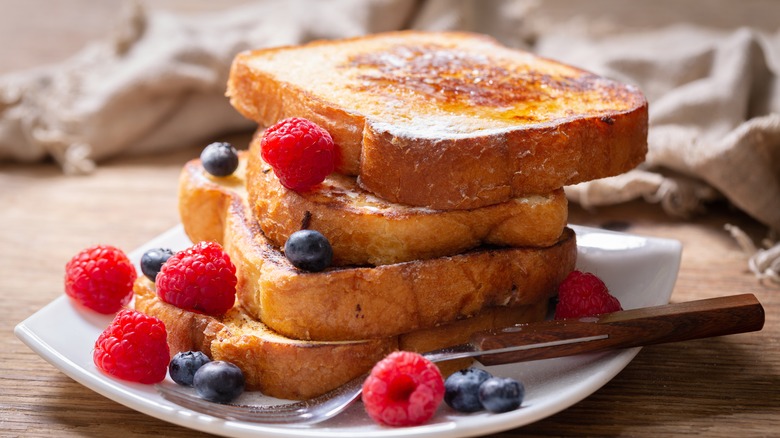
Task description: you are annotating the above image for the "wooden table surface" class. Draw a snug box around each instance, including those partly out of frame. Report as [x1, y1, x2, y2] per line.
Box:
[2, 1, 778, 437]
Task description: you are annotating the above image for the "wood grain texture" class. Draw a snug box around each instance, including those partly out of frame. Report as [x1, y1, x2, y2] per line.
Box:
[1, 1, 778, 437]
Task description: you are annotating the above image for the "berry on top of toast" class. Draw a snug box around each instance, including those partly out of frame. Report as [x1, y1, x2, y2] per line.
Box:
[260, 117, 336, 191]
[156, 241, 237, 316]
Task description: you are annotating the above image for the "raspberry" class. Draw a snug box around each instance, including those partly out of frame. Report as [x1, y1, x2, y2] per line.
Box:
[156, 241, 237, 316]
[64, 244, 137, 314]
[93, 309, 170, 384]
[362, 351, 445, 427]
[554, 270, 622, 319]
[260, 117, 336, 191]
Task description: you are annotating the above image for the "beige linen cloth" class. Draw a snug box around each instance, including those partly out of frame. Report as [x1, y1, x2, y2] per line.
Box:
[1, 0, 778, 281]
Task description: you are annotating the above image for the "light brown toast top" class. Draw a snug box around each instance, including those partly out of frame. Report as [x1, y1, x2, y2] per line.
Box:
[228, 31, 648, 209]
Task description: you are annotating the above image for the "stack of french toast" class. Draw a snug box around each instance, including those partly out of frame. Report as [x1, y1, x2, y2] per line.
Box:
[133, 31, 648, 400]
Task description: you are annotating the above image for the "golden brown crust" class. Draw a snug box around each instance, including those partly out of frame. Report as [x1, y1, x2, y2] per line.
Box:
[134, 278, 547, 400]
[134, 277, 395, 400]
[179, 155, 577, 341]
[250, 230, 574, 342]
[244, 131, 568, 266]
[359, 105, 648, 209]
[227, 30, 648, 210]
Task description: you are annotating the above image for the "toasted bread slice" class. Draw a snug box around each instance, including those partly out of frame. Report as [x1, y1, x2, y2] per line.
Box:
[134, 278, 548, 400]
[179, 154, 576, 341]
[244, 132, 568, 266]
[227, 30, 648, 210]
[134, 278, 393, 400]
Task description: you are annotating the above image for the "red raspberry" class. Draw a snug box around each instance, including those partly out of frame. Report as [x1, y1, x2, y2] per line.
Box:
[155, 241, 237, 316]
[93, 309, 170, 384]
[64, 244, 137, 314]
[260, 117, 337, 191]
[362, 351, 445, 427]
[554, 270, 622, 319]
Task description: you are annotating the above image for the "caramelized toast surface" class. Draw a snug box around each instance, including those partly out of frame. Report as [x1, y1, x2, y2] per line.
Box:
[179, 154, 576, 341]
[228, 30, 648, 209]
[135, 274, 548, 399]
[245, 133, 568, 266]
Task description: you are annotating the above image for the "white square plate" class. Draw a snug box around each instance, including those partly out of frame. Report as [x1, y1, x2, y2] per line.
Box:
[15, 224, 681, 438]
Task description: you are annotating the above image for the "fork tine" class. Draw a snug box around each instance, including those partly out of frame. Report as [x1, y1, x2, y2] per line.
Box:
[156, 371, 367, 425]
[156, 385, 315, 423]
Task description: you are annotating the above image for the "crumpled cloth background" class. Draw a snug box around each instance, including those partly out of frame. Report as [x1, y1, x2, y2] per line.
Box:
[1, 0, 778, 280]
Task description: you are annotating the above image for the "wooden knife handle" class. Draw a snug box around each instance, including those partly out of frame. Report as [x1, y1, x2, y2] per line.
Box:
[472, 294, 765, 366]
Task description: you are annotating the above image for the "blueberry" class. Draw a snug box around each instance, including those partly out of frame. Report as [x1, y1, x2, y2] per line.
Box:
[478, 377, 524, 413]
[284, 229, 333, 272]
[201, 142, 239, 177]
[444, 367, 493, 412]
[168, 351, 211, 386]
[193, 361, 245, 403]
[140, 248, 174, 281]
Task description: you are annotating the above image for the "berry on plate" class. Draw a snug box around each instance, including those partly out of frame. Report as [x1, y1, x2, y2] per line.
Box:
[444, 367, 492, 413]
[201, 142, 239, 177]
[140, 247, 174, 282]
[283, 229, 333, 272]
[156, 241, 237, 316]
[193, 360, 245, 403]
[64, 244, 137, 314]
[169, 351, 211, 386]
[478, 377, 525, 413]
[362, 351, 445, 427]
[554, 270, 622, 319]
[93, 309, 170, 384]
[260, 117, 336, 191]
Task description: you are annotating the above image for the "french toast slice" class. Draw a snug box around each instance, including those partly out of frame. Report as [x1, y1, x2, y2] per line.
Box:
[179, 153, 577, 341]
[227, 30, 648, 210]
[245, 131, 568, 266]
[134, 278, 548, 400]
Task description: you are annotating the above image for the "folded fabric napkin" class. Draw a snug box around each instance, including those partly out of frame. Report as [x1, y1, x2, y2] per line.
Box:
[0, 0, 417, 173]
[1, 0, 778, 281]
